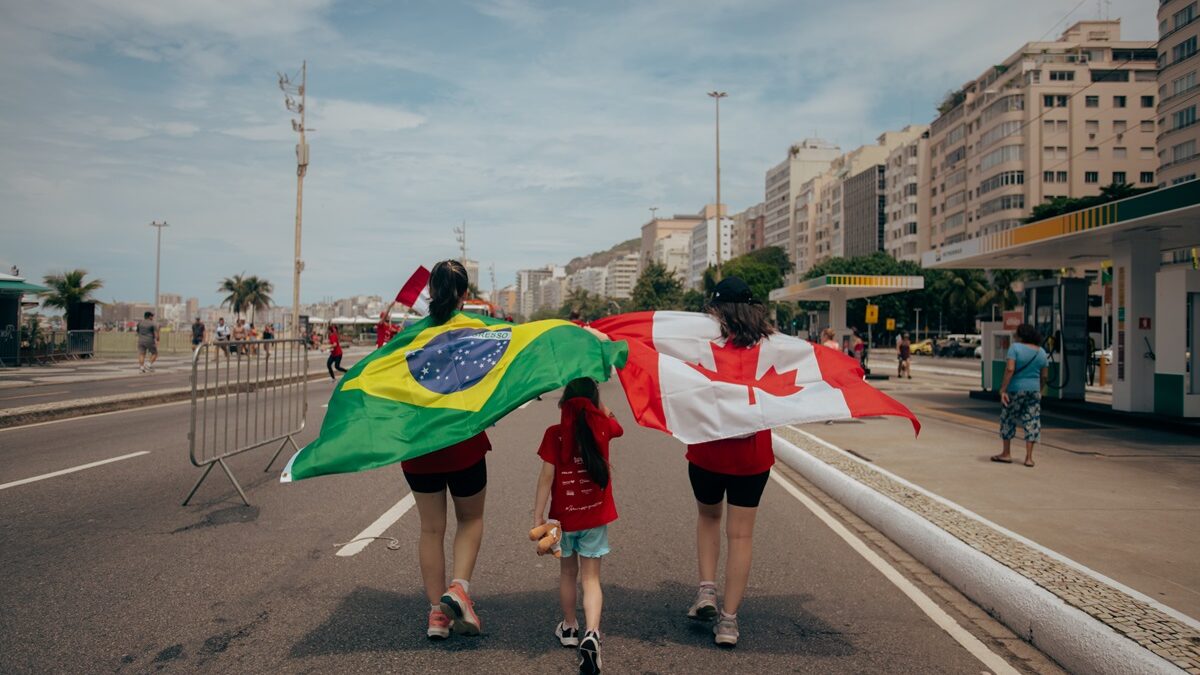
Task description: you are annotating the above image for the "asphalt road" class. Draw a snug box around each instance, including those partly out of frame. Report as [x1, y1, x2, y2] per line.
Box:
[0, 375, 1033, 673]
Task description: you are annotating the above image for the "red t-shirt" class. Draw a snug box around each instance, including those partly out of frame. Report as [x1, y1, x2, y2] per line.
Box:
[686, 430, 775, 476]
[375, 321, 394, 348]
[329, 331, 343, 357]
[401, 432, 491, 474]
[538, 401, 622, 532]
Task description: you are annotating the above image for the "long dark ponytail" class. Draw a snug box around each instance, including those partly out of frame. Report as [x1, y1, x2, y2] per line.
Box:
[560, 378, 609, 489]
[429, 260, 469, 325]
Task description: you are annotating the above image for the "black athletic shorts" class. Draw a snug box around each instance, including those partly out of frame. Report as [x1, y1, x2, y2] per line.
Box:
[403, 458, 487, 498]
[688, 462, 770, 508]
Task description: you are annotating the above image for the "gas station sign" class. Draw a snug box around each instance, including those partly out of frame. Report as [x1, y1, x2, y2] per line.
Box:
[865, 304, 879, 324]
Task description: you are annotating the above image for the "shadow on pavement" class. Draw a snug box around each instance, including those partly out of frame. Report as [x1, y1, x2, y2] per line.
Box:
[289, 581, 856, 658]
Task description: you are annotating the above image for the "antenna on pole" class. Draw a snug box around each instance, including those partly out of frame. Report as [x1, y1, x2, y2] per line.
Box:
[489, 263, 496, 302]
[279, 60, 312, 338]
[454, 221, 467, 263]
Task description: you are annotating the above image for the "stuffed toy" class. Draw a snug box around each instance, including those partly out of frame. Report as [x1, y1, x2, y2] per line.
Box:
[529, 520, 562, 558]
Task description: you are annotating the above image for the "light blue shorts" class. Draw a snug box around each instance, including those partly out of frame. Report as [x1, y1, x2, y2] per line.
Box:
[560, 525, 610, 559]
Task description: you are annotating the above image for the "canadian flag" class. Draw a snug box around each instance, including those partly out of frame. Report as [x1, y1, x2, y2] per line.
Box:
[590, 311, 919, 444]
[396, 266, 431, 315]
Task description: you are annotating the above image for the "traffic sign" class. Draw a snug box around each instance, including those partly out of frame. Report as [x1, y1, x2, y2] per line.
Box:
[886, 317, 895, 331]
[865, 304, 879, 324]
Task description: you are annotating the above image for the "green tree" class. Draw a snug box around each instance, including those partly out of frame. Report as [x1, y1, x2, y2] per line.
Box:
[40, 269, 103, 311]
[628, 262, 684, 311]
[559, 288, 617, 321]
[218, 274, 249, 318]
[241, 276, 274, 324]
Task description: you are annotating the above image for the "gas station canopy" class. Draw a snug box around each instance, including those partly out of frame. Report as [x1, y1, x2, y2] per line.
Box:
[921, 181, 1200, 270]
[769, 274, 925, 303]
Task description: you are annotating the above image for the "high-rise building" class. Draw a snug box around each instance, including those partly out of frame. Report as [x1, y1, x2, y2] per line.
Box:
[568, 267, 608, 297]
[1157, 1, 1200, 186]
[538, 275, 567, 312]
[516, 266, 560, 319]
[883, 126, 931, 262]
[185, 297, 200, 320]
[689, 204, 733, 289]
[604, 253, 640, 300]
[842, 164, 888, 258]
[652, 232, 692, 280]
[792, 174, 828, 278]
[730, 202, 766, 258]
[927, 20, 1158, 250]
[641, 213, 704, 270]
[495, 285, 518, 317]
[763, 138, 842, 257]
[463, 259, 480, 289]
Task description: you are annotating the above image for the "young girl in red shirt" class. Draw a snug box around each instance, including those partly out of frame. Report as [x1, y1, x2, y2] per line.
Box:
[533, 377, 622, 675]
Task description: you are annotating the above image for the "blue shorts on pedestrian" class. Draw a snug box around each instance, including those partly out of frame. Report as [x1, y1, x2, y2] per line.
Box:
[560, 525, 609, 558]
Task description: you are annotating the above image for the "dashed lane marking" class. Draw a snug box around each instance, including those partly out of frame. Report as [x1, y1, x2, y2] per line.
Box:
[0, 451, 151, 491]
[769, 469, 1020, 675]
[336, 493, 416, 557]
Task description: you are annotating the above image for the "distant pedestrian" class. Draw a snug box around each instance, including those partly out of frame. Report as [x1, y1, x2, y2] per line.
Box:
[233, 318, 248, 356]
[191, 317, 205, 350]
[819, 328, 838, 351]
[376, 303, 397, 348]
[992, 323, 1049, 468]
[326, 325, 347, 380]
[897, 332, 912, 379]
[569, 309, 585, 327]
[213, 317, 231, 361]
[262, 323, 275, 358]
[532, 377, 621, 672]
[136, 311, 159, 373]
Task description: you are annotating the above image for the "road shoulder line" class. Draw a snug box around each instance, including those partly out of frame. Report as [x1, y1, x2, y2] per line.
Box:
[0, 451, 151, 491]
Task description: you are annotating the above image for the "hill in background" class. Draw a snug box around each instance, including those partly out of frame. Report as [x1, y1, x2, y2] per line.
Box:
[564, 237, 640, 275]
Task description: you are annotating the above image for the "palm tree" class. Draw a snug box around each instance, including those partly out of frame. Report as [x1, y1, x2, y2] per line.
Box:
[218, 274, 248, 318]
[41, 269, 103, 311]
[241, 276, 274, 324]
[930, 270, 989, 330]
[979, 269, 1026, 312]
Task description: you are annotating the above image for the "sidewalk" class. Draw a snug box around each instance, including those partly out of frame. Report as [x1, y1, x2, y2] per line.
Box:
[775, 378, 1200, 670]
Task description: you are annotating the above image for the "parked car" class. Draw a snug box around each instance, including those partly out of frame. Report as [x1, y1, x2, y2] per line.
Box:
[911, 338, 934, 356]
[952, 336, 981, 358]
[974, 345, 983, 359]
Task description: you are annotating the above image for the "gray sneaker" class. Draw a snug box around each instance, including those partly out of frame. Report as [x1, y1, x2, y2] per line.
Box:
[687, 586, 718, 620]
[714, 615, 739, 647]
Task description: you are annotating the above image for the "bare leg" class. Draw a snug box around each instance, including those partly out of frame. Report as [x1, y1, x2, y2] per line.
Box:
[997, 438, 1012, 459]
[722, 504, 759, 615]
[559, 554, 579, 626]
[1024, 441, 1036, 467]
[696, 501, 722, 583]
[580, 556, 603, 632]
[450, 488, 486, 583]
[411, 490, 448, 604]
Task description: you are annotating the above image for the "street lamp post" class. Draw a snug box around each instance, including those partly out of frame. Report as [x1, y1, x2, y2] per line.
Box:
[150, 220, 168, 323]
[914, 307, 922, 342]
[708, 90, 727, 281]
[279, 61, 310, 338]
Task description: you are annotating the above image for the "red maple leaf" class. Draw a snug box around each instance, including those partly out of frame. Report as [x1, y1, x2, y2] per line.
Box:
[687, 340, 803, 405]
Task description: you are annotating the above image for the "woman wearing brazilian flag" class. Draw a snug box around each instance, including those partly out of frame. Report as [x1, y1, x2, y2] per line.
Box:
[402, 260, 490, 640]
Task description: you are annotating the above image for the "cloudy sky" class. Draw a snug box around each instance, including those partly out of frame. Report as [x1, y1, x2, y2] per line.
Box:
[0, 0, 1155, 307]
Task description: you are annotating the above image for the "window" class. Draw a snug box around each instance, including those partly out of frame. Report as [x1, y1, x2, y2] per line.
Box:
[1114, 95, 1127, 108]
[1174, 36, 1198, 64]
[980, 145, 1023, 171]
[1043, 94, 1070, 107]
[1091, 69, 1130, 82]
[979, 170, 1025, 194]
[1113, 171, 1127, 184]
[980, 94, 1024, 122]
[1085, 171, 1099, 183]
[1140, 171, 1155, 183]
[942, 212, 965, 231]
[1044, 171, 1068, 183]
[1114, 120, 1127, 134]
[1113, 147, 1127, 159]
[1172, 139, 1197, 162]
[1084, 147, 1100, 159]
[1175, 3, 1197, 30]
[1057, 171, 1068, 182]
[1172, 71, 1198, 98]
[979, 194, 1025, 217]
[981, 120, 1023, 148]
[1050, 70, 1074, 81]
[1174, 105, 1197, 129]
[1141, 120, 1155, 132]
[1086, 119, 1100, 133]
[1142, 95, 1155, 108]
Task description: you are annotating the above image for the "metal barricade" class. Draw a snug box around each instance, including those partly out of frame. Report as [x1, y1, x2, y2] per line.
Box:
[184, 337, 309, 505]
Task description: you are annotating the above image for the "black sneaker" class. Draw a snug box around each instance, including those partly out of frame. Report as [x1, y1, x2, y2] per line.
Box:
[555, 621, 580, 647]
[578, 630, 601, 674]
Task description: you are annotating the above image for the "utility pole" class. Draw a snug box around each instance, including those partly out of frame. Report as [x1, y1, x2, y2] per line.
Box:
[454, 221, 467, 263]
[279, 61, 310, 338]
[150, 221, 169, 324]
[489, 263, 496, 303]
[708, 91, 727, 280]
[914, 307, 922, 342]
[649, 206, 658, 221]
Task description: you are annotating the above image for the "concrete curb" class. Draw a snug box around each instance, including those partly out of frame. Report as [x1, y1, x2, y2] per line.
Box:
[771, 432, 1182, 675]
[0, 372, 331, 429]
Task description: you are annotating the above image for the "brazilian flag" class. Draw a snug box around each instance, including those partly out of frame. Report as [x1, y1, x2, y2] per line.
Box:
[281, 312, 627, 482]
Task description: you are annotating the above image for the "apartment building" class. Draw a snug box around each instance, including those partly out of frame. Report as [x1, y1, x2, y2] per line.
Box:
[730, 202, 766, 258]
[843, 164, 888, 258]
[640, 213, 703, 270]
[883, 126, 932, 263]
[494, 286, 518, 317]
[927, 20, 1158, 249]
[568, 266, 608, 297]
[538, 275, 567, 312]
[763, 139, 842, 255]
[604, 253, 640, 299]
[1157, 0, 1200, 185]
[689, 204, 733, 289]
[792, 174, 828, 278]
[516, 266, 561, 319]
[653, 232, 692, 279]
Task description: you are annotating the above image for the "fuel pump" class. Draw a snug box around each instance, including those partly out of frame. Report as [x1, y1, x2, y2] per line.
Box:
[1023, 278, 1088, 400]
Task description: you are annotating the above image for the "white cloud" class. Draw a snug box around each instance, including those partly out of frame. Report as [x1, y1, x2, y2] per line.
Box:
[312, 99, 426, 134]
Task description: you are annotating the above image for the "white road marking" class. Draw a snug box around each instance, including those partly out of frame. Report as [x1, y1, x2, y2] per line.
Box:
[769, 469, 1020, 675]
[0, 451, 151, 491]
[336, 493, 416, 557]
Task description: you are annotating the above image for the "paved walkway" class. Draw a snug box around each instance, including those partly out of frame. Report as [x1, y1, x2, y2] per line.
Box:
[787, 370, 1200, 672]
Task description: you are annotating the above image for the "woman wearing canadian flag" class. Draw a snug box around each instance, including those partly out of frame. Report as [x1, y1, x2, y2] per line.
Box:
[683, 276, 777, 648]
